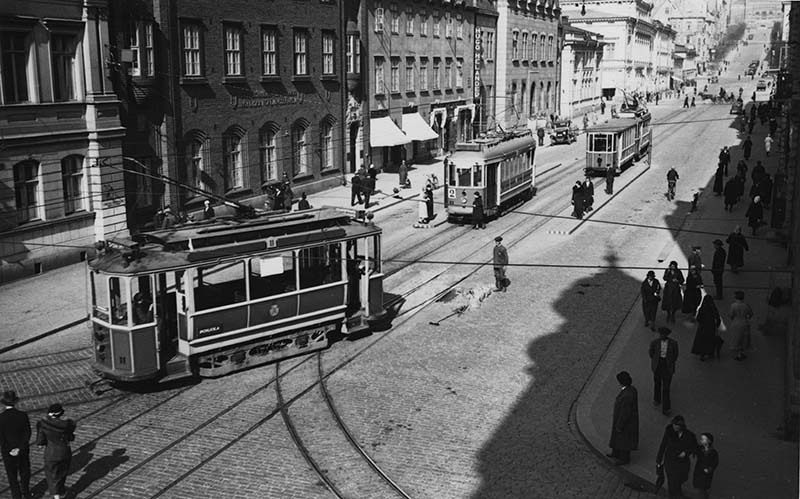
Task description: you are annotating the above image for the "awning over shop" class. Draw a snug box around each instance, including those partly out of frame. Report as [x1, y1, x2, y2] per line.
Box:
[401, 113, 439, 141]
[370, 116, 411, 147]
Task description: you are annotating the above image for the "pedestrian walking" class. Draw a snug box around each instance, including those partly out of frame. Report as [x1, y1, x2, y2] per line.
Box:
[726, 226, 748, 271]
[719, 147, 730, 176]
[743, 135, 753, 160]
[656, 415, 698, 498]
[729, 290, 754, 361]
[297, 192, 311, 211]
[605, 165, 615, 194]
[367, 163, 378, 189]
[681, 266, 703, 318]
[472, 192, 485, 229]
[398, 160, 409, 188]
[607, 371, 639, 466]
[759, 173, 773, 208]
[745, 196, 763, 235]
[748, 117, 755, 134]
[160, 206, 177, 229]
[655, 92, 660, 105]
[690, 96, 696, 107]
[571, 181, 585, 219]
[649, 327, 678, 416]
[493, 236, 508, 292]
[537, 127, 545, 146]
[641, 271, 662, 331]
[202, 199, 215, 220]
[583, 176, 595, 211]
[661, 262, 684, 324]
[691, 293, 721, 361]
[711, 239, 726, 299]
[600, 99, 606, 115]
[418, 187, 429, 224]
[764, 135, 773, 156]
[0, 391, 31, 499]
[769, 116, 778, 136]
[713, 163, 724, 195]
[350, 173, 363, 205]
[687, 245, 703, 272]
[36, 404, 75, 499]
[362, 174, 374, 208]
[693, 433, 719, 499]
[751, 160, 765, 184]
[683, 96, 689, 108]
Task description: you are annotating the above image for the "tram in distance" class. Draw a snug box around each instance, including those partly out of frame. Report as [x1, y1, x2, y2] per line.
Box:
[444, 129, 537, 222]
[584, 107, 652, 176]
[87, 208, 386, 383]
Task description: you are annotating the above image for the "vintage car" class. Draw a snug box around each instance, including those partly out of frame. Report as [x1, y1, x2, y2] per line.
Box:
[550, 120, 578, 145]
[730, 99, 744, 114]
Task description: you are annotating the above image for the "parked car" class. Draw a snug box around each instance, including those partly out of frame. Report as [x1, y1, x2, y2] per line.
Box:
[550, 120, 578, 145]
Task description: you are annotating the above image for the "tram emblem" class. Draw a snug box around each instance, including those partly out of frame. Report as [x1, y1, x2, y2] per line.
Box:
[269, 304, 280, 317]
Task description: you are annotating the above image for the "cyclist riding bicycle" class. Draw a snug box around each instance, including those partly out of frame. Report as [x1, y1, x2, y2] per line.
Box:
[667, 167, 679, 200]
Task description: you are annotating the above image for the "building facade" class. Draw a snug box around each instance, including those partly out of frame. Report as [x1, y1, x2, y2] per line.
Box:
[559, 24, 604, 120]
[474, 0, 499, 135]
[0, 0, 126, 283]
[495, 0, 561, 130]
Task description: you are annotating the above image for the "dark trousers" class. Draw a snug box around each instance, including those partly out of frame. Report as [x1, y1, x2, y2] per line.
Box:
[653, 361, 673, 412]
[610, 448, 630, 463]
[538, 136, 544, 146]
[667, 473, 685, 498]
[712, 271, 723, 297]
[472, 213, 485, 229]
[363, 189, 371, 208]
[44, 457, 70, 496]
[3, 451, 31, 499]
[606, 177, 614, 194]
[351, 187, 362, 205]
[494, 267, 507, 291]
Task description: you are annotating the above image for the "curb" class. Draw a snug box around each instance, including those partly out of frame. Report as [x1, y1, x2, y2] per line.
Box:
[0, 315, 88, 355]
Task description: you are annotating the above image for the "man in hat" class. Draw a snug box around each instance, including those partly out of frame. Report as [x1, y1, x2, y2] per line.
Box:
[607, 371, 639, 466]
[0, 391, 31, 499]
[711, 239, 726, 300]
[202, 199, 215, 220]
[687, 246, 703, 272]
[649, 327, 679, 416]
[493, 236, 508, 292]
[472, 192, 485, 229]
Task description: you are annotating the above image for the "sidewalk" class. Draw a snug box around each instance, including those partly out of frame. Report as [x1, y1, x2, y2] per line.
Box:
[575, 109, 797, 497]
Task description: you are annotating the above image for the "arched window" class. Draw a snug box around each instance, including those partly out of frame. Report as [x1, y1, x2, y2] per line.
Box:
[61, 155, 84, 214]
[540, 33, 546, 61]
[13, 160, 41, 223]
[292, 119, 310, 176]
[531, 33, 538, 60]
[223, 126, 246, 191]
[259, 123, 280, 182]
[320, 116, 336, 170]
[185, 131, 208, 190]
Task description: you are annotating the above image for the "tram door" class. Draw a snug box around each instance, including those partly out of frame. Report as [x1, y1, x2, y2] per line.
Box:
[346, 240, 361, 313]
[485, 162, 498, 209]
[154, 272, 178, 362]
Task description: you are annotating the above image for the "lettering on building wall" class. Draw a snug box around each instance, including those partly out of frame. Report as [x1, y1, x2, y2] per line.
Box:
[230, 91, 305, 109]
[474, 31, 483, 99]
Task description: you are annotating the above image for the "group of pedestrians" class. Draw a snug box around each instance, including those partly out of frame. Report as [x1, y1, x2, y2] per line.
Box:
[350, 164, 378, 207]
[571, 176, 595, 219]
[1, 391, 75, 499]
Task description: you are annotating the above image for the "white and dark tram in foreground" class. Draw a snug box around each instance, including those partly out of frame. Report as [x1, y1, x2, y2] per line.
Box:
[88, 208, 386, 383]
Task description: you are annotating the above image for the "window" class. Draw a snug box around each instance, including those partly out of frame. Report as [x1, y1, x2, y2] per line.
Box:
[259, 125, 278, 182]
[433, 11, 440, 37]
[224, 25, 242, 76]
[189, 136, 207, 190]
[129, 23, 140, 76]
[299, 244, 342, 289]
[420, 11, 428, 36]
[419, 58, 428, 91]
[292, 121, 309, 176]
[456, 14, 463, 39]
[548, 36, 554, 61]
[182, 23, 202, 76]
[262, 27, 278, 76]
[531, 33, 538, 60]
[390, 58, 400, 92]
[405, 58, 414, 92]
[347, 34, 360, 73]
[444, 59, 452, 89]
[375, 7, 385, 32]
[521, 32, 529, 61]
[61, 155, 84, 214]
[432, 58, 440, 90]
[512, 30, 519, 60]
[320, 118, 334, 170]
[224, 131, 244, 190]
[374, 57, 384, 94]
[127, 22, 155, 77]
[406, 7, 414, 35]
[539, 34, 545, 61]
[485, 31, 494, 62]
[390, 4, 400, 34]
[445, 12, 453, 38]
[51, 34, 77, 101]
[1, 31, 29, 103]
[13, 161, 41, 223]
[456, 58, 463, 88]
[322, 31, 335, 75]
[195, 261, 247, 311]
[294, 30, 308, 75]
[144, 23, 154, 76]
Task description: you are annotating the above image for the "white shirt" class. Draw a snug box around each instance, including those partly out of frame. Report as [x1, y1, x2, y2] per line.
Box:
[660, 339, 668, 358]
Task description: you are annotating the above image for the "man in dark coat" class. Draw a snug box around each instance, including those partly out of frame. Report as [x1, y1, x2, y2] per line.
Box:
[0, 391, 31, 499]
[583, 176, 595, 211]
[718, 147, 730, 176]
[649, 327, 678, 416]
[472, 192, 485, 229]
[607, 371, 639, 465]
[362, 175, 374, 208]
[36, 404, 75, 499]
[656, 415, 698, 498]
[726, 226, 748, 271]
[571, 181, 585, 219]
[713, 163, 724, 195]
[641, 271, 661, 330]
[493, 236, 509, 292]
[745, 196, 764, 235]
[743, 135, 753, 160]
[297, 192, 311, 210]
[605, 165, 615, 194]
[536, 127, 545, 146]
[711, 239, 726, 299]
[759, 173, 773, 208]
[350, 174, 363, 205]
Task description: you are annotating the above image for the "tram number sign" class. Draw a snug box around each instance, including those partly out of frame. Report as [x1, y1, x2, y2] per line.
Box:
[448, 188, 456, 199]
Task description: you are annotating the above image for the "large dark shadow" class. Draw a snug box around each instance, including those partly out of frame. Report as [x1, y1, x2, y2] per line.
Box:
[66, 448, 129, 498]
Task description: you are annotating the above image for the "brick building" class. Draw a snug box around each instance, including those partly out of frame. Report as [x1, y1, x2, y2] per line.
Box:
[0, 0, 126, 283]
[109, 0, 346, 230]
[495, 0, 561, 129]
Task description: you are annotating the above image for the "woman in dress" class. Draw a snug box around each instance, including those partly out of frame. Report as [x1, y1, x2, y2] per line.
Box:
[713, 163, 724, 195]
[693, 433, 719, 499]
[661, 261, 684, 324]
[729, 290, 754, 361]
[691, 293, 721, 361]
[681, 266, 703, 319]
[36, 404, 76, 499]
[726, 226, 749, 272]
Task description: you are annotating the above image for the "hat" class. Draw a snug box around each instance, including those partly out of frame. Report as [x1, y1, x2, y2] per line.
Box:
[713, 239, 723, 246]
[48, 403, 64, 417]
[646, 270, 655, 278]
[657, 326, 672, 336]
[1, 390, 19, 406]
[701, 432, 714, 444]
[692, 245, 701, 250]
[494, 236, 503, 242]
[671, 415, 686, 426]
[616, 371, 633, 386]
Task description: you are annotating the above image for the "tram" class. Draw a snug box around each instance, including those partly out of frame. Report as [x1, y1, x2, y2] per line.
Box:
[585, 107, 652, 176]
[87, 208, 386, 383]
[444, 129, 537, 222]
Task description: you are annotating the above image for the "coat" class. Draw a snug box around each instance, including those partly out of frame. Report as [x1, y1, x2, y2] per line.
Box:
[743, 138, 753, 155]
[640, 278, 662, 307]
[656, 425, 698, 484]
[726, 232, 748, 268]
[36, 416, 75, 462]
[472, 196, 484, 219]
[692, 448, 719, 490]
[0, 407, 31, 456]
[571, 184, 585, 214]
[661, 268, 684, 312]
[609, 385, 639, 451]
[493, 244, 508, 268]
[691, 296, 721, 356]
[713, 165, 724, 194]
[746, 201, 763, 228]
[729, 300, 754, 350]
[681, 271, 703, 313]
[712, 247, 726, 273]
[649, 337, 678, 374]
[723, 178, 738, 205]
[583, 180, 594, 206]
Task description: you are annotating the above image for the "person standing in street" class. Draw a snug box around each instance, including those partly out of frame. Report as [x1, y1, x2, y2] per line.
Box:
[683, 96, 689, 108]
[759, 173, 773, 209]
[572, 181, 585, 219]
[398, 160, 409, 188]
[472, 192, 485, 229]
[583, 176, 595, 211]
[605, 165, 615, 194]
[537, 127, 545, 146]
[681, 266, 703, 319]
[693, 433, 719, 499]
[751, 160, 765, 184]
[687, 245, 703, 272]
[729, 290, 754, 361]
[36, 404, 75, 499]
[350, 173, 363, 205]
[649, 327, 678, 416]
[425, 183, 435, 222]
[723, 177, 738, 211]
[0, 391, 31, 499]
[656, 415, 698, 498]
[641, 271, 662, 331]
[202, 199, 215, 220]
[745, 196, 764, 235]
[282, 182, 293, 212]
[718, 146, 730, 176]
[711, 239, 726, 299]
[764, 135, 773, 157]
[713, 163, 724, 195]
[661, 262, 684, 324]
[743, 135, 753, 160]
[362, 174, 374, 208]
[297, 192, 311, 211]
[607, 371, 639, 466]
[493, 236, 508, 292]
[691, 293, 721, 361]
[726, 226, 749, 272]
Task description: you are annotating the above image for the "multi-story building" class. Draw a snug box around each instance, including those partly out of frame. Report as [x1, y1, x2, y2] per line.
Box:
[559, 23, 604, 120]
[474, 0, 499, 135]
[653, 21, 677, 92]
[109, 0, 346, 231]
[663, 0, 716, 72]
[672, 43, 698, 86]
[0, 0, 126, 283]
[495, 0, 561, 129]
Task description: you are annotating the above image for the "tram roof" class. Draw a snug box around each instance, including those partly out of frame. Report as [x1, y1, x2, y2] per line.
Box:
[90, 207, 381, 275]
[586, 118, 641, 133]
[451, 133, 536, 163]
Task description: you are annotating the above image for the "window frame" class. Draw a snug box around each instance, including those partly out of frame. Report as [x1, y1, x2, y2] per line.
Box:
[223, 23, 243, 77]
[432, 58, 440, 91]
[322, 31, 335, 75]
[390, 57, 400, 93]
[419, 57, 428, 91]
[293, 29, 309, 76]
[181, 22, 203, 77]
[346, 34, 360, 73]
[320, 119, 335, 170]
[61, 155, 84, 214]
[1, 30, 31, 104]
[261, 26, 278, 76]
[259, 125, 279, 183]
[223, 130, 245, 191]
[13, 160, 42, 224]
[405, 57, 415, 92]
[50, 32, 78, 102]
[374, 56, 385, 95]
[405, 7, 414, 35]
[292, 121, 310, 176]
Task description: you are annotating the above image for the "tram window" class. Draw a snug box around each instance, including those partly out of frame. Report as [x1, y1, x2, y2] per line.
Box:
[195, 260, 246, 311]
[457, 167, 471, 186]
[109, 277, 129, 325]
[592, 135, 608, 152]
[448, 162, 457, 186]
[299, 244, 343, 289]
[366, 235, 380, 273]
[473, 165, 483, 186]
[130, 276, 155, 325]
[249, 252, 297, 299]
[91, 272, 110, 322]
